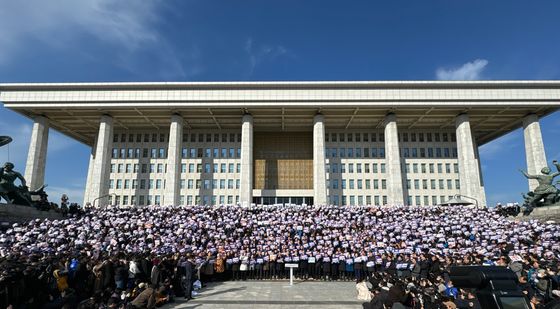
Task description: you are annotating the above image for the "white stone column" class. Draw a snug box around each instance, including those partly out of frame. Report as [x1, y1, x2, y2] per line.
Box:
[83, 136, 98, 206]
[313, 114, 328, 205]
[239, 114, 253, 206]
[523, 113, 548, 191]
[24, 115, 49, 191]
[89, 115, 113, 207]
[164, 114, 183, 206]
[384, 113, 405, 205]
[455, 113, 483, 206]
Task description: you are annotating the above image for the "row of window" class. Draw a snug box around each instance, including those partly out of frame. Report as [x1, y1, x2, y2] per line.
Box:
[404, 163, 459, 174]
[328, 178, 458, 191]
[111, 163, 241, 174]
[111, 147, 242, 159]
[402, 147, 457, 158]
[115, 132, 455, 145]
[110, 162, 456, 176]
[325, 147, 457, 159]
[114, 133, 168, 143]
[109, 195, 240, 206]
[329, 179, 387, 190]
[110, 178, 241, 190]
[406, 179, 460, 190]
[325, 132, 456, 143]
[113, 133, 242, 144]
[109, 193, 455, 207]
[326, 147, 385, 158]
[330, 194, 457, 206]
[332, 195, 389, 206]
[327, 162, 386, 174]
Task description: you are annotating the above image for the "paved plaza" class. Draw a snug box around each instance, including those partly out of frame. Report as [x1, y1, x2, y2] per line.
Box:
[169, 280, 364, 309]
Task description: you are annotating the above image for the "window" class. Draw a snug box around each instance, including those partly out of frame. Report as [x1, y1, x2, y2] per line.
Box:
[189, 164, 195, 173]
[228, 163, 234, 173]
[380, 163, 386, 173]
[204, 163, 211, 173]
[156, 179, 162, 189]
[381, 179, 387, 189]
[331, 179, 339, 189]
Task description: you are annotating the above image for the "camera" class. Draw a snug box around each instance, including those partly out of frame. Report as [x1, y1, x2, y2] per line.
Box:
[450, 266, 530, 309]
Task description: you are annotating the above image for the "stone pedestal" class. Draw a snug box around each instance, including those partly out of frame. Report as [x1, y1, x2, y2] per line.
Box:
[514, 204, 560, 223]
[0, 203, 63, 224]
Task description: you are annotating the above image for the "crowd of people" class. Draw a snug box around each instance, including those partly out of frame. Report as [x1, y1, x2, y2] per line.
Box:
[0, 204, 558, 308]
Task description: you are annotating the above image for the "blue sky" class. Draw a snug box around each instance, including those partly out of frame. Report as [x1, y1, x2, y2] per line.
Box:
[0, 0, 559, 205]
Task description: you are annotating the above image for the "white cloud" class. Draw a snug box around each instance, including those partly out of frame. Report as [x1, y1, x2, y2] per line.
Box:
[245, 38, 289, 75]
[0, 0, 191, 78]
[436, 59, 489, 80]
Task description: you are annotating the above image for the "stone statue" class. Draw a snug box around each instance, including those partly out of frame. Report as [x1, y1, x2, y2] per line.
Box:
[519, 160, 560, 210]
[0, 162, 34, 206]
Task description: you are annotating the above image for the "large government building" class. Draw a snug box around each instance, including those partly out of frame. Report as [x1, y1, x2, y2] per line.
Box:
[0, 81, 558, 207]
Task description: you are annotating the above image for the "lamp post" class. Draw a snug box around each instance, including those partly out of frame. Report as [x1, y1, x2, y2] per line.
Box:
[92, 193, 116, 208]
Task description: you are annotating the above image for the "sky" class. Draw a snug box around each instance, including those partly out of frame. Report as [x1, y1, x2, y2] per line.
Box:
[0, 0, 559, 205]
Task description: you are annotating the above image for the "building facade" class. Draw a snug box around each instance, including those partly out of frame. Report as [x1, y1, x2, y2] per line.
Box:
[1, 81, 558, 207]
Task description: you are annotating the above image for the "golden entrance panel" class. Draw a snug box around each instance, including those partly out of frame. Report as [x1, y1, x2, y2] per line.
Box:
[254, 132, 313, 190]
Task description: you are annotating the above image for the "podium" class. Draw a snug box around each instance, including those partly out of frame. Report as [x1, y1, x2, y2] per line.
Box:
[285, 263, 299, 286]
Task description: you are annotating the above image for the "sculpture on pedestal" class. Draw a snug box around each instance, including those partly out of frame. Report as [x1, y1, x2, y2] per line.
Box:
[0, 136, 52, 209]
[520, 160, 560, 211]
